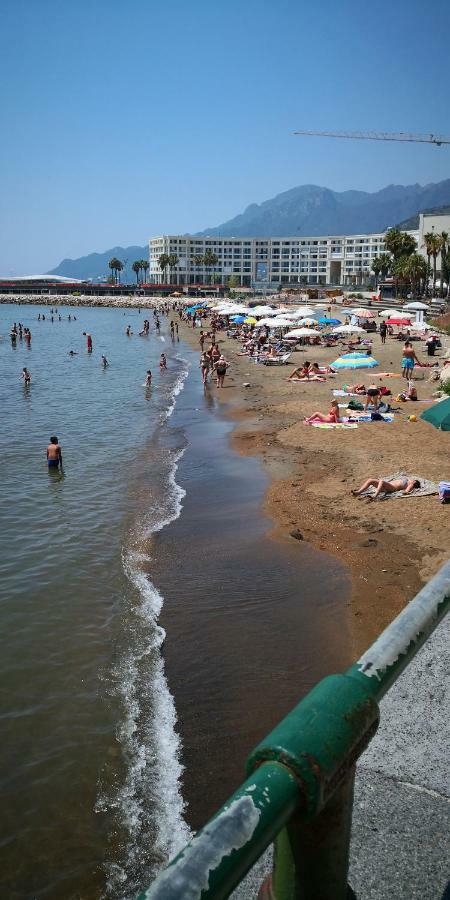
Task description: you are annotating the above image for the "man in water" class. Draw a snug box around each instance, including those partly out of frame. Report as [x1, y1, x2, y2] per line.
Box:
[22, 367, 31, 385]
[46, 436, 63, 471]
[145, 369, 152, 386]
[101, 355, 109, 368]
[83, 332, 93, 352]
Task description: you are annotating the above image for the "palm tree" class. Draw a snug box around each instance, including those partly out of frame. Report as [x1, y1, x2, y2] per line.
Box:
[393, 255, 410, 299]
[404, 253, 427, 298]
[115, 260, 124, 284]
[192, 254, 204, 285]
[158, 253, 170, 283]
[167, 253, 179, 285]
[384, 228, 416, 261]
[109, 256, 122, 284]
[203, 250, 219, 285]
[140, 260, 149, 284]
[132, 261, 141, 284]
[438, 232, 449, 297]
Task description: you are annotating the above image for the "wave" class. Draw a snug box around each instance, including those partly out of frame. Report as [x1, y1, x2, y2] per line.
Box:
[98, 359, 192, 898]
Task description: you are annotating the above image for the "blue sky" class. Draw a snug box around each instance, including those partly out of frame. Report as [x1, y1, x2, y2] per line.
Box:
[1, 0, 449, 273]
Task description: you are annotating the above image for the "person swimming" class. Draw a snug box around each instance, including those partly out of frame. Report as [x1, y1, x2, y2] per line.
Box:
[46, 436, 63, 470]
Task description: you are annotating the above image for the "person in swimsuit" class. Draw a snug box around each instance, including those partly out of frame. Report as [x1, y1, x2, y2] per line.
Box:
[22, 367, 31, 385]
[214, 355, 229, 388]
[83, 332, 93, 352]
[365, 383, 380, 411]
[200, 352, 211, 385]
[101, 355, 109, 368]
[401, 341, 420, 380]
[304, 400, 341, 425]
[352, 476, 420, 499]
[46, 436, 63, 471]
[145, 370, 152, 386]
[379, 320, 387, 344]
[288, 362, 311, 381]
[159, 353, 167, 370]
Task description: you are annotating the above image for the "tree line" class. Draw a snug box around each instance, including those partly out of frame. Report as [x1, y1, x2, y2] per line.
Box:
[371, 228, 449, 298]
[157, 250, 219, 284]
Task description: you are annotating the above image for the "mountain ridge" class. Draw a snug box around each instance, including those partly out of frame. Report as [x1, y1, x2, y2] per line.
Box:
[48, 179, 450, 279]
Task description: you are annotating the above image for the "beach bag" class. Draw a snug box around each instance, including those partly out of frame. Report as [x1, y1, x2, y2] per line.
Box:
[439, 481, 450, 504]
[347, 400, 364, 411]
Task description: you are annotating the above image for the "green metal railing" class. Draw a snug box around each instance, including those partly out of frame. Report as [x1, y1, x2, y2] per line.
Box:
[139, 559, 450, 900]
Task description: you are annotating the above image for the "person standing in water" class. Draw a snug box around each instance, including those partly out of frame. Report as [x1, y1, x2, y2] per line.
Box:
[145, 370, 152, 386]
[101, 355, 109, 368]
[159, 353, 167, 370]
[46, 436, 63, 471]
[21, 367, 31, 385]
[24, 328, 31, 346]
[83, 332, 93, 352]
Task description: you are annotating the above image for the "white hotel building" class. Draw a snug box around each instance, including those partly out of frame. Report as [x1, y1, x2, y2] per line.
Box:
[149, 213, 449, 289]
[150, 230, 416, 289]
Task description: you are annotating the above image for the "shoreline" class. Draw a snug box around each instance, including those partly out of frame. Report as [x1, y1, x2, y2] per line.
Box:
[4, 295, 449, 656]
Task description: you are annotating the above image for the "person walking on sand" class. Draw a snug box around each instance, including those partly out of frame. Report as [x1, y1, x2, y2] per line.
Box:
[352, 476, 420, 499]
[21, 367, 31, 385]
[379, 320, 387, 344]
[401, 340, 420, 380]
[214, 354, 229, 388]
[46, 435, 63, 471]
[200, 352, 211, 385]
[83, 332, 93, 352]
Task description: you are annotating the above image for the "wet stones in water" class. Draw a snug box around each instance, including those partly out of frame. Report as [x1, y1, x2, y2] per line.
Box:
[290, 529, 304, 541]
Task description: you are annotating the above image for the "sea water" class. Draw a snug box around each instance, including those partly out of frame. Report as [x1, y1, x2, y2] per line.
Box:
[0, 303, 350, 899]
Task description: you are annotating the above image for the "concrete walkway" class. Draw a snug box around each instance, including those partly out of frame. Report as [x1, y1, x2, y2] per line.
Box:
[350, 615, 450, 899]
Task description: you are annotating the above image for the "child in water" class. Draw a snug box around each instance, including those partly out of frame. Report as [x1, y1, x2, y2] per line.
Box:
[159, 354, 167, 370]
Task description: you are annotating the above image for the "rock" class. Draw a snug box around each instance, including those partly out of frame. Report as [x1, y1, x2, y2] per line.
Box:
[243, 383, 251, 387]
[290, 529, 304, 541]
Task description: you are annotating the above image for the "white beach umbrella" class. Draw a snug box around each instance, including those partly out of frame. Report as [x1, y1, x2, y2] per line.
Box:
[379, 309, 402, 317]
[410, 321, 432, 330]
[251, 306, 277, 316]
[270, 315, 296, 325]
[332, 324, 366, 334]
[257, 317, 280, 326]
[285, 328, 321, 338]
[292, 306, 316, 317]
[404, 302, 430, 311]
[297, 317, 317, 326]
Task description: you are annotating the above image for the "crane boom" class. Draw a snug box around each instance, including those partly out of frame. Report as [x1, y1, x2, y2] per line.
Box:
[293, 130, 450, 146]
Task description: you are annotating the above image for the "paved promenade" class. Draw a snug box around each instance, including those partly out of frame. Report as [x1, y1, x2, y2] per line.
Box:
[350, 614, 450, 899]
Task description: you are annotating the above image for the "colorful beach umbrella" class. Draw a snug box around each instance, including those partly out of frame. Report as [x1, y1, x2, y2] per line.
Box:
[420, 397, 450, 431]
[332, 356, 379, 369]
[351, 308, 375, 318]
[386, 318, 412, 326]
[231, 315, 246, 323]
[244, 316, 258, 324]
[297, 317, 317, 327]
[318, 317, 341, 325]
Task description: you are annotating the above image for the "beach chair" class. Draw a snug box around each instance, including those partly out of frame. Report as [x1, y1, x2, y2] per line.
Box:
[263, 352, 292, 366]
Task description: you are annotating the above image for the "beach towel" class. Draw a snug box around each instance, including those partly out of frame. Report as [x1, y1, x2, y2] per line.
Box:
[310, 422, 358, 429]
[333, 389, 358, 397]
[359, 472, 438, 500]
[439, 481, 450, 503]
[342, 414, 394, 423]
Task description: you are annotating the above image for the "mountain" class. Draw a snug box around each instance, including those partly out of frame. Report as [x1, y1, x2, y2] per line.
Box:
[47, 179, 450, 280]
[48, 246, 147, 284]
[396, 204, 450, 230]
[196, 180, 450, 237]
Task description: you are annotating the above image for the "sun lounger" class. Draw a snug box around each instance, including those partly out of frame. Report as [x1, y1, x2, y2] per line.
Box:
[263, 353, 291, 366]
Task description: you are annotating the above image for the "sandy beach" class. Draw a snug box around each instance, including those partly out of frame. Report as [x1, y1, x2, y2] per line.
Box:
[177, 308, 449, 656]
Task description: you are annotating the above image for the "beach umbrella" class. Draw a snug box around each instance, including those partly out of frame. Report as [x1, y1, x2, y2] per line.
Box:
[410, 321, 432, 331]
[270, 316, 296, 326]
[386, 318, 412, 326]
[257, 317, 278, 326]
[231, 315, 246, 323]
[285, 328, 321, 338]
[342, 351, 373, 358]
[332, 356, 379, 369]
[297, 317, 317, 327]
[351, 308, 375, 318]
[318, 317, 342, 325]
[332, 324, 365, 334]
[244, 316, 258, 324]
[292, 307, 316, 318]
[404, 302, 430, 311]
[379, 309, 402, 317]
[420, 397, 450, 431]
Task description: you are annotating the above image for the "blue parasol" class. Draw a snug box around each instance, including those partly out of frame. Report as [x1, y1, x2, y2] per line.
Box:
[332, 356, 379, 369]
[318, 317, 341, 325]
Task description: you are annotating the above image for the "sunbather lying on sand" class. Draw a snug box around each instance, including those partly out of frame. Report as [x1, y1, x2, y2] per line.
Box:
[352, 476, 420, 499]
[304, 400, 340, 425]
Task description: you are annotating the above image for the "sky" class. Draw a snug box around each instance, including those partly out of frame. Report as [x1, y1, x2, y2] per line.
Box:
[1, 0, 450, 274]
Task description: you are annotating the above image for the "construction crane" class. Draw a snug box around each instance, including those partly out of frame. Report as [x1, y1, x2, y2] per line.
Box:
[293, 130, 450, 146]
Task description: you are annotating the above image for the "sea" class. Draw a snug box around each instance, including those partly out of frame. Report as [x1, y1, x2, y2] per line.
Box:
[0, 302, 350, 899]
